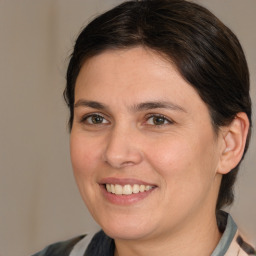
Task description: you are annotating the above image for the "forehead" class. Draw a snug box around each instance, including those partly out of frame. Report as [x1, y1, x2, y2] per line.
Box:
[77, 47, 174, 85]
[75, 47, 207, 114]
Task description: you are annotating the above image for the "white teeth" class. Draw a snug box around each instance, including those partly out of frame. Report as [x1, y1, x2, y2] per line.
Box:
[123, 185, 133, 195]
[139, 185, 145, 192]
[106, 184, 111, 192]
[105, 184, 154, 195]
[145, 185, 151, 191]
[132, 184, 140, 194]
[115, 184, 123, 195]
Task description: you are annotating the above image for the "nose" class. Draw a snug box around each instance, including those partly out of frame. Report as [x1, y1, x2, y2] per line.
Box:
[102, 126, 143, 169]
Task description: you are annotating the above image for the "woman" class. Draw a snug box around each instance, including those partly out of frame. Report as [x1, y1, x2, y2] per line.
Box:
[33, 0, 255, 255]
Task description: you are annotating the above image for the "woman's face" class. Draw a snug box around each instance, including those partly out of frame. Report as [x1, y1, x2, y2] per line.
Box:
[70, 47, 224, 241]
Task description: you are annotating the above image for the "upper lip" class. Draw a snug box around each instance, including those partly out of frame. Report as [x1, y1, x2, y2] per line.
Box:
[99, 177, 157, 187]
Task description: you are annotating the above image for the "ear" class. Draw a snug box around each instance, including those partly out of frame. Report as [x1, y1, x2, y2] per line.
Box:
[217, 112, 250, 175]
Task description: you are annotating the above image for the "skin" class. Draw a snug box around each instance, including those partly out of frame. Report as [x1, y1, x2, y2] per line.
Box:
[70, 47, 247, 256]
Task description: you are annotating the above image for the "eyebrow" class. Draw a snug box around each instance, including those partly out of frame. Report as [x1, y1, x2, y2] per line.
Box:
[74, 99, 186, 113]
[131, 101, 186, 113]
[74, 100, 107, 110]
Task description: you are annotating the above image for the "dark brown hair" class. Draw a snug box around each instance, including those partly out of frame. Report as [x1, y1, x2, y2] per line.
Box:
[64, 0, 252, 210]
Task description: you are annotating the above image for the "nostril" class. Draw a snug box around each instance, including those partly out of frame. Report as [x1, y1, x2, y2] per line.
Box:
[122, 161, 135, 166]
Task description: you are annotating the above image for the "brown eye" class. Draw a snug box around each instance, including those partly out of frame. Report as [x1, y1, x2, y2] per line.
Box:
[91, 115, 103, 124]
[152, 116, 165, 125]
[146, 115, 172, 126]
[84, 114, 109, 125]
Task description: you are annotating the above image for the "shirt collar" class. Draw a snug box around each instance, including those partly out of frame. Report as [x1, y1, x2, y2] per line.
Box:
[211, 211, 238, 256]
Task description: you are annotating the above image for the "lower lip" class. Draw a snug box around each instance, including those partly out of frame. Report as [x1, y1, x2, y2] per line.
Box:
[100, 185, 156, 205]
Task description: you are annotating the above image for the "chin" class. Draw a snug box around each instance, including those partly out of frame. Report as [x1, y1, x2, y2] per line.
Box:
[103, 226, 152, 241]
[96, 213, 156, 241]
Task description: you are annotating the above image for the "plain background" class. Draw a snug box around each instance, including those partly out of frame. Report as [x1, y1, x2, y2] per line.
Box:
[0, 1, 255, 255]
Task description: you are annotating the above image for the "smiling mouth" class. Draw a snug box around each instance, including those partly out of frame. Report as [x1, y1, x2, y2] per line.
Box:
[105, 184, 155, 195]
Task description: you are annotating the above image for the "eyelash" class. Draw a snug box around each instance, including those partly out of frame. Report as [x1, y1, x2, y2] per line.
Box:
[145, 114, 174, 126]
[80, 113, 109, 125]
[80, 113, 174, 127]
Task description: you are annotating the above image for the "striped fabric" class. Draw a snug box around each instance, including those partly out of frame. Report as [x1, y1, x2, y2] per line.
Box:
[225, 231, 255, 256]
[32, 211, 255, 256]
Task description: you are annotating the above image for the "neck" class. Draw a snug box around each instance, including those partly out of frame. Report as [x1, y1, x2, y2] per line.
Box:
[114, 211, 221, 256]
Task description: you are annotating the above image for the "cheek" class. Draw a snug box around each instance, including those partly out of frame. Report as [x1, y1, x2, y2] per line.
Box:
[70, 133, 103, 213]
[70, 133, 101, 178]
[147, 136, 191, 173]
[148, 132, 218, 190]
[148, 136, 219, 221]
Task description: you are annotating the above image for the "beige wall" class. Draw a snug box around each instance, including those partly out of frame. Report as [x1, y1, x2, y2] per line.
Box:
[0, 1, 255, 255]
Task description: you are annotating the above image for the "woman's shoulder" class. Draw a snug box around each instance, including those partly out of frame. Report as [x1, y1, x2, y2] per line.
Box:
[31, 230, 114, 256]
[31, 234, 87, 256]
